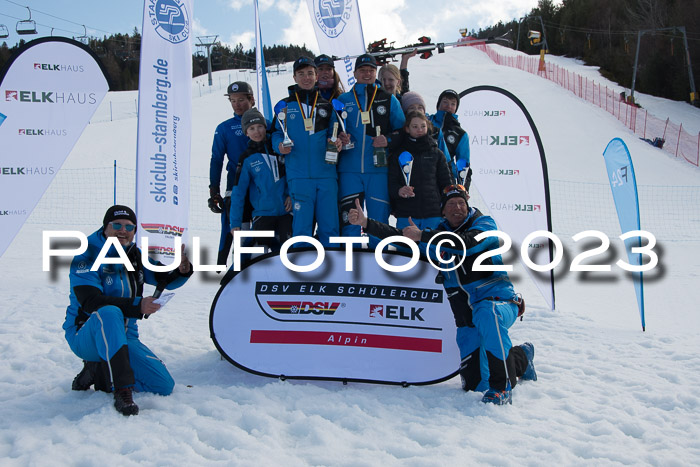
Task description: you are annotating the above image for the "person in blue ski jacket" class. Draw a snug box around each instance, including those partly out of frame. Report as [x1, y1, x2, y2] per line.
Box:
[209, 81, 257, 266]
[429, 89, 471, 187]
[347, 185, 537, 405]
[230, 108, 292, 253]
[271, 56, 342, 246]
[336, 53, 405, 238]
[65, 205, 192, 415]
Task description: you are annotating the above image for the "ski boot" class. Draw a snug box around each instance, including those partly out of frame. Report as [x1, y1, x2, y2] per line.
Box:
[520, 342, 537, 382]
[482, 388, 512, 405]
[113, 387, 139, 416]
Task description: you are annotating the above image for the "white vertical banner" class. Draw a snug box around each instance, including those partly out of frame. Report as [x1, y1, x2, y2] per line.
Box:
[459, 86, 555, 310]
[305, 0, 366, 90]
[0, 37, 109, 257]
[136, 0, 193, 264]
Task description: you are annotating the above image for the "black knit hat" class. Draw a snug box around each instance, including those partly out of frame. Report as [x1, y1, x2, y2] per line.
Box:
[440, 185, 469, 210]
[103, 205, 137, 228]
[436, 89, 460, 111]
[241, 108, 266, 134]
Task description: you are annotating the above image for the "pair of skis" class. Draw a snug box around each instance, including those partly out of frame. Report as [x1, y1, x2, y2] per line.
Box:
[332, 31, 513, 66]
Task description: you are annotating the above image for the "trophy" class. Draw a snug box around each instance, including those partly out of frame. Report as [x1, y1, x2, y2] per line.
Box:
[456, 158, 471, 188]
[274, 100, 293, 148]
[398, 151, 414, 186]
[331, 99, 354, 150]
[325, 122, 339, 164]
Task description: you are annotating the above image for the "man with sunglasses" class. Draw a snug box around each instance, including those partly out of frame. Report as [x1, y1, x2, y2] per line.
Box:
[64, 205, 193, 415]
[348, 185, 537, 405]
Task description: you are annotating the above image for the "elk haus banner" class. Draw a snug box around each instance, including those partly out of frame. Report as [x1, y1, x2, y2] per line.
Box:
[459, 86, 555, 310]
[0, 37, 109, 257]
[211, 249, 460, 385]
[136, 0, 193, 264]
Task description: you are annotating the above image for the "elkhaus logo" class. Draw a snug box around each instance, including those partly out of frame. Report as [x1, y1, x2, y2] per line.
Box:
[33, 63, 85, 72]
[478, 168, 520, 176]
[489, 202, 541, 212]
[0, 208, 27, 216]
[470, 135, 530, 146]
[463, 109, 506, 117]
[18, 128, 68, 136]
[0, 166, 55, 176]
[5, 90, 97, 105]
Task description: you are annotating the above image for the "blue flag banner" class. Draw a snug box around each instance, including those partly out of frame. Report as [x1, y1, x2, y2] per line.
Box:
[254, 0, 272, 120]
[602, 138, 645, 330]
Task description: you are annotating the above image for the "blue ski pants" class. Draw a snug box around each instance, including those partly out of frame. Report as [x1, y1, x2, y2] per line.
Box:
[65, 306, 174, 395]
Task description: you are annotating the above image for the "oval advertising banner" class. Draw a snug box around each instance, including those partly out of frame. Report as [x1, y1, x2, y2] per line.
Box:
[210, 249, 460, 385]
[459, 86, 555, 310]
[0, 37, 109, 257]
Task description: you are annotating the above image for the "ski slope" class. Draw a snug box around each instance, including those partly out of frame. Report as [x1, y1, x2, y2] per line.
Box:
[1, 44, 699, 465]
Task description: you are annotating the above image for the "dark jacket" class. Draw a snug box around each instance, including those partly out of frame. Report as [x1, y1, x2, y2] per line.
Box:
[388, 134, 452, 219]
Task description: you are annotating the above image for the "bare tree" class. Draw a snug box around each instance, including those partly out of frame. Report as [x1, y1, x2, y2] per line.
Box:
[626, 0, 668, 30]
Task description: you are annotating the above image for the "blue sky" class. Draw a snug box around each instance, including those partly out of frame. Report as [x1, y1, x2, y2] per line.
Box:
[1, 0, 542, 53]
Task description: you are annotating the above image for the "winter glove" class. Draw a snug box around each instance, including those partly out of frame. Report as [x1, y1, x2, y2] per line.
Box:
[208, 185, 224, 214]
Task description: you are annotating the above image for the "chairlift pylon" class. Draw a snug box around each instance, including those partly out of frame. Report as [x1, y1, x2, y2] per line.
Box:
[16, 7, 37, 35]
[0, 24, 9, 39]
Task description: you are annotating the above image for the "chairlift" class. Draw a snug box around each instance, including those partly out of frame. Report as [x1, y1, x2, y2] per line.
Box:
[0, 24, 9, 39]
[459, 28, 468, 38]
[16, 7, 37, 35]
[528, 30, 541, 45]
[75, 25, 88, 44]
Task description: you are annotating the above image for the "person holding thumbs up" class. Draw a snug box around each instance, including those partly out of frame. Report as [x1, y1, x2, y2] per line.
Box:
[348, 186, 537, 405]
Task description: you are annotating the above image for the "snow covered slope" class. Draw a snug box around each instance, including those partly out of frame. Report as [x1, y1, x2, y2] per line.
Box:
[1, 44, 699, 464]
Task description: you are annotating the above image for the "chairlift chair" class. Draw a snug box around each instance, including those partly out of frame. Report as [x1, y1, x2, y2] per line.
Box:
[528, 30, 541, 45]
[16, 7, 37, 35]
[75, 25, 88, 44]
[0, 24, 9, 39]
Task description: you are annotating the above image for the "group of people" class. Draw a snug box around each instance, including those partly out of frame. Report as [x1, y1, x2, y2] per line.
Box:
[62, 52, 537, 416]
[208, 52, 475, 259]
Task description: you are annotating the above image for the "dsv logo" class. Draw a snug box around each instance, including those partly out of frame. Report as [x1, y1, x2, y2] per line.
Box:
[267, 301, 342, 315]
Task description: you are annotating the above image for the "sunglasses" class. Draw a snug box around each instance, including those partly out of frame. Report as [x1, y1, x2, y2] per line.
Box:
[111, 222, 135, 232]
